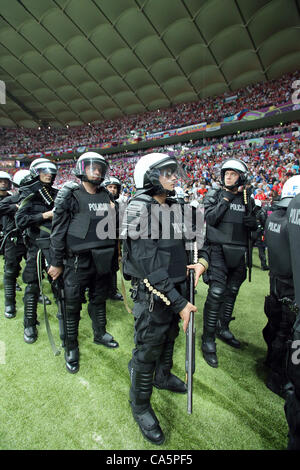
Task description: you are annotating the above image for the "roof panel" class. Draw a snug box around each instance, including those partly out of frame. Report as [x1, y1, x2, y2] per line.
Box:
[163, 19, 203, 56]
[195, 0, 242, 42]
[65, 0, 107, 35]
[248, 0, 299, 46]
[0, 0, 298, 128]
[221, 50, 262, 82]
[41, 9, 80, 44]
[143, 0, 188, 34]
[210, 26, 253, 63]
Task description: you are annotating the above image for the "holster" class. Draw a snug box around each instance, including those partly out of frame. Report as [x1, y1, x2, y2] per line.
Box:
[222, 244, 246, 269]
[91, 246, 115, 275]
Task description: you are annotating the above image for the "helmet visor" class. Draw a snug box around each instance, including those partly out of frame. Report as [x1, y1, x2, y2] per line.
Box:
[36, 166, 57, 175]
[79, 158, 107, 182]
[155, 159, 188, 185]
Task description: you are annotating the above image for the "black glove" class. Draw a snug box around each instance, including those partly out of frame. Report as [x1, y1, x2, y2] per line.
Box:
[243, 215, 258, 230]
[220, 189, 236, 202]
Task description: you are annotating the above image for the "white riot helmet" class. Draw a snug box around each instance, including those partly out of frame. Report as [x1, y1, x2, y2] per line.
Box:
[29, 158, 57, 183]
[0, 171, 12, 191]
[74, 152, 108, 185]
[276, 175, 300, 208]
[134, 152, 179, 195]
[220, 158, 248, 189]
[13, 169, 31, 188]
[102, 176, 122, 199]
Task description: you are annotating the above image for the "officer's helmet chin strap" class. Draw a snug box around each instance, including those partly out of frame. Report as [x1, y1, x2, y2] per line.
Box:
[82, 175, 104, 186]
[146, 168, 175, 197]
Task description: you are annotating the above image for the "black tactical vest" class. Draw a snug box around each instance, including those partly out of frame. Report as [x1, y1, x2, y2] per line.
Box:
[206, 192, 248, 246]
[66, 186, 116, 253]
[287, 194, 300, 308]
[123, 195, 188, 283]
[26, 188, 56, 241]
[265, 209, 292, 278]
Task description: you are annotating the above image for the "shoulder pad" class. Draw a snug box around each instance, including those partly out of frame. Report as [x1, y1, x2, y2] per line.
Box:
[54, 182, 79, 209]
[133, 193, 153, 204]
[18, 192, 34, 209]
[205, 188, 219, 199]
[126, 197, 150, 216]
[62, 181, 80, 191]
[121, 196, 150, 238]
[203, 188, 219, 205]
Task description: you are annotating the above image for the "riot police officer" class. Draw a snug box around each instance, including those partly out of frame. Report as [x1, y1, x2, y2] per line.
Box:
[264, 176, 300, 397]
[285, 180, 300, 450]
[201, 158, 258, 368]
[15, 158, 58, 344]
[102, 176, 123, 301]
[253, 199, 269, 271]
[0, 171, 12, 220]
[122, 152, 208, 445]
[48, 152, 119, 374]
[0, 170, 30, 318]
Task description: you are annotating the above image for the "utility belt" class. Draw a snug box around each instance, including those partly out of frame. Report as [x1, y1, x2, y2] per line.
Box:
[66, 246, 115, 276]
[129, 277, 184, 312]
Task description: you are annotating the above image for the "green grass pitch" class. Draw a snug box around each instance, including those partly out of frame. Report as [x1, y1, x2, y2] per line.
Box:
[0, 250, 288, 450]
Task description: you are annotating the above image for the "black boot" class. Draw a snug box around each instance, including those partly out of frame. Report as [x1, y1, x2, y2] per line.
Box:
[4, 277, 16, 319]
[129, 361, 165, 445]
[109, 272, 123, 301]
[216, 296, 241, 349]
[64, 316, 80, 374]
[65, 347, 79, 374]
[201, 296, 219, 367]
[153, 342, 187, 393]
[23, 284, 39, 344]
[88, 303, 119, 348]
[38, 294, 52, 305]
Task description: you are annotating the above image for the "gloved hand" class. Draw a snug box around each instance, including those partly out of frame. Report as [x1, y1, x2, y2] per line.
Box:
[243, 215, 258, 230]
[220, 190, 236, 202]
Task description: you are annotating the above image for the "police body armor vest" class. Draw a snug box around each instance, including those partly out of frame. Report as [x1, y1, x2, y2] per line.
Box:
[123, 194, 187, 283]
[66, 186, 116, 254]
[265, 209, 292, 278]
[28, 194, 55, 241]
[206, 191, 248, 246]
[287, 193, 300, 311]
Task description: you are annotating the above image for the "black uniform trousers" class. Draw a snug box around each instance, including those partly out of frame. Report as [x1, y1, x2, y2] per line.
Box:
[4, 237, 26, 282]
[62, 252, 112, 350]
[285, 313, 300, 450]
[263, 274, 296, 397]
[203, 244, 247, 335]
[3, 237, 27, 310]
[129, 280, 186, 410]
[22, 241, 56, 327]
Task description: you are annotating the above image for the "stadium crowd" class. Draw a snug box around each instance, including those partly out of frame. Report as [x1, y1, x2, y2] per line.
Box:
[3, 121, 300, 207]
[1, 69, 300, 450]
[0, 70, 298, 157]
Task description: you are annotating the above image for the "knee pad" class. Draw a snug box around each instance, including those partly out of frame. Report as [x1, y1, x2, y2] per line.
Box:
[24, 283, 40, 296]
[226, 283, 240, 298]
[208, 284, 226, 302]
[65, 302, 81, 319]
[4, 263, 19, 280]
